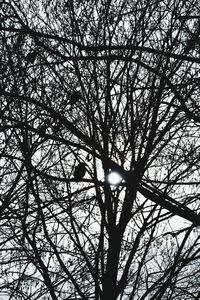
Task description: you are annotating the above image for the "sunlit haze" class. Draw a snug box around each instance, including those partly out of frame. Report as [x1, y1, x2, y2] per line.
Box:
[107, 172, 122, 185]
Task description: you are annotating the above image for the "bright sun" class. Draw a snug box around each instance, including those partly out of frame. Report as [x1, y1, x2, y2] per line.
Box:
[107, 172, 122, 185]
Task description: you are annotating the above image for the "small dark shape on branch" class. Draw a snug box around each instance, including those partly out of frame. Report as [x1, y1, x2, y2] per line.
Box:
[74, 163, 86, 180]
[25, 50, 37, 63]
[70, 91, 82, 105]
[38, 123, 47, 135]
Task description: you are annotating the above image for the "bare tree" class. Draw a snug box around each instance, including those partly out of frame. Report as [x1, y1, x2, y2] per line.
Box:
[1, 0, 200, 299]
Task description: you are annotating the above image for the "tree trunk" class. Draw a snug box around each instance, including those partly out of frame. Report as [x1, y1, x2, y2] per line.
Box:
[101, 231, 122, 300]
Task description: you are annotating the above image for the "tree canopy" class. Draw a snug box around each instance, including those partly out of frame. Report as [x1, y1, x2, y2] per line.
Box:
[1, 0, 200, 299]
